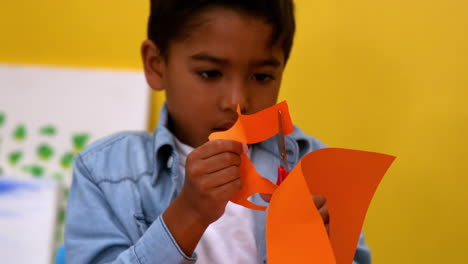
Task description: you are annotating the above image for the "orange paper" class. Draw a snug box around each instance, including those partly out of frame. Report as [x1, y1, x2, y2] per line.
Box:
[209, 101, 293, 210]
[208, 101, 396, 263]
[230, 154, 277, 210]
[267, 148, 395, 264]
[209, 100, 293, 144]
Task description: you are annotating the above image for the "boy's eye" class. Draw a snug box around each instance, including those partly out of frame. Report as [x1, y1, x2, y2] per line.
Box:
[252, 73, 274, 83]
[198, 70, 222, 79]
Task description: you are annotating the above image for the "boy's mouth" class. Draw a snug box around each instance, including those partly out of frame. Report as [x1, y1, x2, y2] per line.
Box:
[212, 121, 236, 132]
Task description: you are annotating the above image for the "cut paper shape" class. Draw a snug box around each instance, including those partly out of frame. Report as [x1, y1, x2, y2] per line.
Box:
[209, 101, 292, 210]
[209, 101, 293, 144]
[208, 101, 396, 263]
[230, 154, 277, 210]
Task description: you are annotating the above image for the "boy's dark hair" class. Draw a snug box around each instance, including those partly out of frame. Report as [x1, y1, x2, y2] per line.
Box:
[148, 0, 295, 62]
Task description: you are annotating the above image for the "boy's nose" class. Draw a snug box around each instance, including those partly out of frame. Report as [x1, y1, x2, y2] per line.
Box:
[221, 80, 249, 113]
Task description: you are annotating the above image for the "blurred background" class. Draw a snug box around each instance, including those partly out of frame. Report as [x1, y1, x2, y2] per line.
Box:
[0, 0, 467, 263]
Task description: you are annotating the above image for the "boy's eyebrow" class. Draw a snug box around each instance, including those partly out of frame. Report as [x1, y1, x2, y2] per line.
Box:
[190, 53, 228, 66]
[250, 58, 282, 68]
[190, 52, 282, 68]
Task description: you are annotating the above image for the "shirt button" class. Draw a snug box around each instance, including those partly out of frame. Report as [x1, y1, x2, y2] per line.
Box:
[167, 155, 174, 169]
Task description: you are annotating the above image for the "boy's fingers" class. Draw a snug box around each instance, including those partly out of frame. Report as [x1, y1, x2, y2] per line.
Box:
[212, 177, 243, 201]
[318, 202, 329, 224]
[194, 140, 246, 160]
[202, 165, 241, 188]
[312, 194, 326, 209]
[312, 195, 329, 225]
[202, 152, 242, 174]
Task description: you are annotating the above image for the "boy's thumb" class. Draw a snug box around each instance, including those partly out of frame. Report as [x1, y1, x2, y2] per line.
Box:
[242, 143, 248, 154]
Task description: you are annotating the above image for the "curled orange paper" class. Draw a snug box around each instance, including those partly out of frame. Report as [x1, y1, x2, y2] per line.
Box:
[209, 101, 293, 210]
[209, 100, 293, 144]
[267, 148, 395, 264]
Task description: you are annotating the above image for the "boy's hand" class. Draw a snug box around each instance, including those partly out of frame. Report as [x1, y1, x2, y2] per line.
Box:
[312, 195, 330, 234]
[163, 140, 246, 256]
[179, 139, 247, 226]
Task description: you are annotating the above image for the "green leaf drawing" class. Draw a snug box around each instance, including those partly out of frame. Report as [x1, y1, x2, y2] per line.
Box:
[37, 143, 54, 160]
[72, 133, 90, 152]
[52, 172, 64, 182]
[0, 167, 3, 176]
[0, 112, 5, 127]
[8, 151, 23, 165]
[22, 164, 45, 177]
[40, 125, 57, 136]
[58, 207, 66, 225]
[13, 124, 27, 141]
[60, 152, 74, 169]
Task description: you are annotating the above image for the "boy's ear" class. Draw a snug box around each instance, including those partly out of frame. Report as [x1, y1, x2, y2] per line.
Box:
[141, 39, 165, 91]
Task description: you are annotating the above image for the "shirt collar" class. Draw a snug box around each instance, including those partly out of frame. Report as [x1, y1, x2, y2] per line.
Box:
[151, 103, 178, 185]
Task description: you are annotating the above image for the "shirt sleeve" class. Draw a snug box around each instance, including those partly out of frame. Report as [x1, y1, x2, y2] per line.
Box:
[65, 154, 196, 264]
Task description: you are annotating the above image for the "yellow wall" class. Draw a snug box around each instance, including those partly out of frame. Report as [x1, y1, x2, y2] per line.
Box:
[288, 1, 468, 263]
[1, 1, 466, 263]
[0, 1, 147, 68]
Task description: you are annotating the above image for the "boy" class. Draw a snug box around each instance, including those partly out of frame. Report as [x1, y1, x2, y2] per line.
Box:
[65, 1, 371, 263]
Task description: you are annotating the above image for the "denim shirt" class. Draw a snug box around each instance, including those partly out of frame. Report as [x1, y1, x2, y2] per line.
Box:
[65, 105, 371, 264]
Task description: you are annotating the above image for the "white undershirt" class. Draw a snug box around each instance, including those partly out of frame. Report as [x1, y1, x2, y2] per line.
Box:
[173, 138, 258, 263]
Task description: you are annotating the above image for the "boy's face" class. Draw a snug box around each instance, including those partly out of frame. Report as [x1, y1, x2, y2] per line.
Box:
[144, 8, 286, 147]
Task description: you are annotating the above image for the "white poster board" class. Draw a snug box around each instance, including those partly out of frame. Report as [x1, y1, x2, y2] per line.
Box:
[0, 64, 150, 263]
